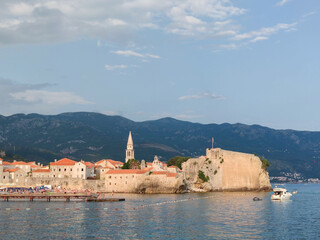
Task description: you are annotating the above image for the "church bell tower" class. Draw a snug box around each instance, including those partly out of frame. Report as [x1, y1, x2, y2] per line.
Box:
[125, 131, 134, 162]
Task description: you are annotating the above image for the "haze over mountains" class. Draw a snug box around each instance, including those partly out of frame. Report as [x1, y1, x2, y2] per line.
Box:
[0, 112, 319, 178]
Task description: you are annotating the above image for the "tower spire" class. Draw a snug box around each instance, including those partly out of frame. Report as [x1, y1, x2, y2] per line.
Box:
[125, 131, 134, 162]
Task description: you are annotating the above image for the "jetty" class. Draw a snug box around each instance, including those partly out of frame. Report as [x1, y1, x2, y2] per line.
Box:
[0, 193, 125, 202]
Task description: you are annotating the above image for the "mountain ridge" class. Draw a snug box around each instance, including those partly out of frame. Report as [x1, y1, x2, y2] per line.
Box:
[0, 111, 319, 178]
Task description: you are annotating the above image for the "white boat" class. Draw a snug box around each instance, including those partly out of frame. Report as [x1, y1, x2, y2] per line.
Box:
[271, 187, 292, 200]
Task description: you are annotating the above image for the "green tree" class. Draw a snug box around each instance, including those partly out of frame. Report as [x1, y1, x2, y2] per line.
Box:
[122, 159, 141, 169]
[198, 170, 210, 182]
[167, 156, 191, 169]
[259, 156, 270, 170]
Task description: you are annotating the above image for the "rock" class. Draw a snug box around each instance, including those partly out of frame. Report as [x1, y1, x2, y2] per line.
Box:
[182, 148, 272, 192]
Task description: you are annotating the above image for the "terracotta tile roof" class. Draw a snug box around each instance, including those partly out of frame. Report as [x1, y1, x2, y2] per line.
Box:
[30, 165, 39, 168]
[95, 159, 106, 165]
[32, 169, 50, 173]
[50, 158, 77, 166]
[151, 171, 167, 175]
[146, 162, 153, 166]
[4, 168, 20, 173]
[95, 159, 123, 167]
[11, 161, 29, 165]
[138, 167, 153, 174]
[106, 169, 142, 174]
[2, 161, 11, 165]
[167, 173, 177, 177]
[107, 160, 124, 167]
[84, 162, 94, 169]
[102, 167, 113, 169]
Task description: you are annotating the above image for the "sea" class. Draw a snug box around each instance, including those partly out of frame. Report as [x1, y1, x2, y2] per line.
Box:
[0, 183, 319, 240]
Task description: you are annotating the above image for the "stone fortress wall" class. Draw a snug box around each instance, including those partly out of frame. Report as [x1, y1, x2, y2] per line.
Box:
[182, 148, 272, 192]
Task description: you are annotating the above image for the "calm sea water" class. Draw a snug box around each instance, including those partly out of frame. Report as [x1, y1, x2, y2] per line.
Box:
[0, 183, 319, 239]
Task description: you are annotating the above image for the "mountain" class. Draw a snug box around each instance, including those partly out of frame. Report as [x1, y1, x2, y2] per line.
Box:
[0, 112, 320, 178]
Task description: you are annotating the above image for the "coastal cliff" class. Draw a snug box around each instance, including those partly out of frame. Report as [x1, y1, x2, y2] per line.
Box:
[182, 148, 272, 192]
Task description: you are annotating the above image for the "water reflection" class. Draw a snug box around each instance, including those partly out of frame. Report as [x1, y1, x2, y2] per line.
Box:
[1, 185, 320, 239]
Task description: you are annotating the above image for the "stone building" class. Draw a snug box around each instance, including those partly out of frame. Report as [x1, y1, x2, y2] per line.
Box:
[32, 169, 51, 178]
[50, 158, 77, 179]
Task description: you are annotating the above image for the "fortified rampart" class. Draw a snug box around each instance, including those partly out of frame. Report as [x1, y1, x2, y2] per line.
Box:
[182, 148, 272, 192]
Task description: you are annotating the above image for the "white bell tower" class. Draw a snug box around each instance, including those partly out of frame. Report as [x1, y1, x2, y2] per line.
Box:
[125, 131, 134, 162]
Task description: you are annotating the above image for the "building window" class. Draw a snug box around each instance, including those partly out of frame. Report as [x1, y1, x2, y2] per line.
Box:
[126, 181, 127, 184]
[81, 168, 84, 171]
[59, 169, 61, 172]
[109, 182, 111, 185]
[70, 169, 72, 171]
[64, 169, 66, 171]
[115, 183, 116, 185]
[109, 176, 111, 179]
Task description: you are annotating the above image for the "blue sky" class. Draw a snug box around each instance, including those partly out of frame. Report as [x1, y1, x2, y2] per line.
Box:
[0, 0, 319, 131]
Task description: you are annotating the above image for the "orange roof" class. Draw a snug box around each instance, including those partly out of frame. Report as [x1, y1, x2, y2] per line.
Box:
[95, 159, 123, 166]
[151, 171, 167, 175]
[140, 167, 153, 173]
[2, 161, 11, 165]
[50, 158, 77, 166]
[4, 168, 20, 173]
[11, 161, 29, 165]
[33, 169, 50, 173]
[167, 173, 177, 177]
[107, 159, 123, 167]
[84, 162, 94, 169]
[168, 165, 177, 168]
[147, 162, 153, 166]
[106, 169, 142, 174]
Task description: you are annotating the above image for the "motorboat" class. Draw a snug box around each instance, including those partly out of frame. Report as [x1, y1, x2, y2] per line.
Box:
[271, 187, 292, 200]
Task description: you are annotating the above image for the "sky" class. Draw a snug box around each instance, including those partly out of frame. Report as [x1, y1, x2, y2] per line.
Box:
[0, 0, 319, 131]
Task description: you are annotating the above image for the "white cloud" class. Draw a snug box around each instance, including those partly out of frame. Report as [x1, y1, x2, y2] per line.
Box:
[250, 36, 269, 43]
[105, 64, 128, 71]
[112, 50, 160, 59]
[276, 0, 291, 6]
[112, 50, 144, 58]
[0, 78, 92, 115]
[179, 92, 226, 100]
[0, 0, 246, 45]
[219, 43, 238, 49]
[233, 22, 297, 41]
[10, 90, 92, 105]
[0, 1, 302, 51]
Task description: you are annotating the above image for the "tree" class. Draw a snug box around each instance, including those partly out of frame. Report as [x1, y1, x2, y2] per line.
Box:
[122, 159, 140, 169]
[259, 156, 270, 170]
[167, 156, 190, 169]
[198, 170, 209, 182]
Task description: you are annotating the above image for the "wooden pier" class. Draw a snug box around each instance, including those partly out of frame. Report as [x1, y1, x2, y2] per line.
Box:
[0, 193, 125, 202]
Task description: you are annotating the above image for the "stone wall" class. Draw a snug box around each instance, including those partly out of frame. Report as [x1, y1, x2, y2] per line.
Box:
[182, 148, 272, 192]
